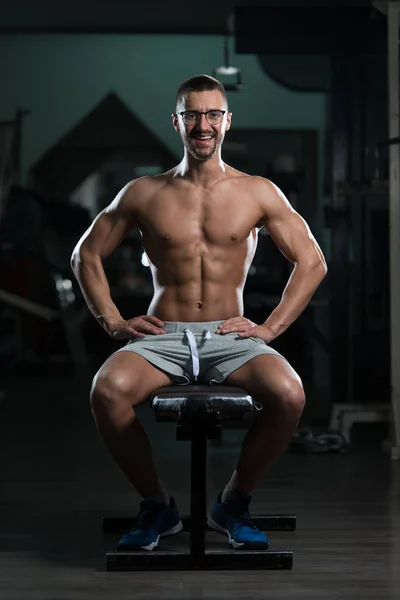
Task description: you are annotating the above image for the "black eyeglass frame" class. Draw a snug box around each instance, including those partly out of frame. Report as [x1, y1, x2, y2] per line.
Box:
[177, 110, 227, 124]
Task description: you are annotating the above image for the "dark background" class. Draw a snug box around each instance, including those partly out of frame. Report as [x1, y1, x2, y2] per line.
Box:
[0, 2, 398, 598]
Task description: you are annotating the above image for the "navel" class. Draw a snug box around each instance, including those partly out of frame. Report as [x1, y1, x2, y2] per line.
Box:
[230, 233, 238, 241]
[197, 301, 203, 309]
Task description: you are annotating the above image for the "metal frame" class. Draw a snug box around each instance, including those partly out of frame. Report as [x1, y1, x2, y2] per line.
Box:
[330, 57, 351, 406]
[329, 21, 400, 451]
[0, 109, 23, 219]
[386, 1, 400, 458]
[104, 388, 295, 570]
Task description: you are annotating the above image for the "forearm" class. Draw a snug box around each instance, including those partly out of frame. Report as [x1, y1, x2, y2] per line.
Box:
[263, 261, 327, 340]
[71, 251, 122, 335]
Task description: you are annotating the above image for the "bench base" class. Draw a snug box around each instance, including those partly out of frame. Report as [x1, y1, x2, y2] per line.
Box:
[106, 549, 293, 571]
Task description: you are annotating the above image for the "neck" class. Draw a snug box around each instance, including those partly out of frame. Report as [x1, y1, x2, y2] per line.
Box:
[176, 151, 227, 187]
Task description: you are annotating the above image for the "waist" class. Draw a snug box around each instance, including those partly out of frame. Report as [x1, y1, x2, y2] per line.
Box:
[160, 321, 225, 334]
[148, 289, 244, 323]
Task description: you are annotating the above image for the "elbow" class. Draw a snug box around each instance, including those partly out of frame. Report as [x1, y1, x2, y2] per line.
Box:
[312, 258, 327, 279]
[298, 256, 327, 274]
[316, 261, 328, 286]
[70, 245, 88, 274]
[319, 258, 328, 277]
[311, 249, 328, 277]
[70, 245, 100, 274]
[70, 247, 80, 273]
[300, 257, 327, 279]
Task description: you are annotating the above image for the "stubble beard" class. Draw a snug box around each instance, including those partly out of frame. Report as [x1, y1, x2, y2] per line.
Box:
[185, 135, 223, 162]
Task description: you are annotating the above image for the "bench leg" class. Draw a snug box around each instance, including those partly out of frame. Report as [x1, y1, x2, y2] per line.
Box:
[190, 423, 208, 557]
[104, 417, 295, 570]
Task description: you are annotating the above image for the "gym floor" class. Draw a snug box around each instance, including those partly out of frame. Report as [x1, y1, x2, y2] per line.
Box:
[0, 370, 399, 600]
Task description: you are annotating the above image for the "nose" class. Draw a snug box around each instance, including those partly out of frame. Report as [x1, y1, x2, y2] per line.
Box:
[196, 113, 209, 129]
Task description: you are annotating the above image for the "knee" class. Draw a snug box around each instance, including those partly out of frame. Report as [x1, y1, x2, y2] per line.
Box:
[90, 369, 135, 415]
[278, 378, 306, 419]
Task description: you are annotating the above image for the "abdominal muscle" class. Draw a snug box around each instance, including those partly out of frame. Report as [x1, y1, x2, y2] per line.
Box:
[147, 282, 245, 322]
[146, 251, 248, 323]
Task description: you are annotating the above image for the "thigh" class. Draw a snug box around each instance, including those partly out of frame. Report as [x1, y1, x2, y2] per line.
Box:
[92, 350, 175, 406]
[225, 353, 303, 400]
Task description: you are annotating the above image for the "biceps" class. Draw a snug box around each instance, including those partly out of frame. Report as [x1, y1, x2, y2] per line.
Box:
[79, 211, 133, 259]
[266, 211, 323, 264]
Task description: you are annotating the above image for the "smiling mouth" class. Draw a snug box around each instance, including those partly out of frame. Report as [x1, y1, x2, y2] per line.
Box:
[191, 135, 214, 144]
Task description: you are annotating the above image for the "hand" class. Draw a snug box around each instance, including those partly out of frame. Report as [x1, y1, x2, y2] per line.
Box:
[111, 315, 166, 340]
[216, 316, 275, 344]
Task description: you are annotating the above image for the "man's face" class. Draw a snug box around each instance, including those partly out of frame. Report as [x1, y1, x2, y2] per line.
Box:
[173, 90, 232, 161]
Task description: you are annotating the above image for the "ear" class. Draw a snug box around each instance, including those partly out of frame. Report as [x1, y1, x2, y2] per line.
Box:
[225, 112, 233, 132]
[172, 113, 180, 133]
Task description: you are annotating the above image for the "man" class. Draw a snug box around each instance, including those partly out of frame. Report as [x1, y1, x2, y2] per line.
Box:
[71, 74, 327, 552]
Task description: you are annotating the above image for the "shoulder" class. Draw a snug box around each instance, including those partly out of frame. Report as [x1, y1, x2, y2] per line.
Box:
[109, 173, 170, 213]
[248, 176, 292, 214]
[223, 164, 253, 186]
[225, 171, 288, 202]
[125, 174, 166, 198]
[246, 175, 281, 196]
[242, 176, 294, 228]
[225, 169, 282, 198]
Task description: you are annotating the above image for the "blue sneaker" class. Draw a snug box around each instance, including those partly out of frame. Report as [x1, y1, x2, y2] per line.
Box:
[207, 492, 269, 550]
[117, 497, 182, 551]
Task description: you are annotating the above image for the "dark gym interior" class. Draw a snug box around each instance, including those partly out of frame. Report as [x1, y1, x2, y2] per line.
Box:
[0, 0, 399, 598]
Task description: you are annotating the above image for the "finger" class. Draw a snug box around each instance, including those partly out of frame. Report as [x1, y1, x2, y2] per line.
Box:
[125, 323, 153, 336]
[217, 316, 243, 326]
[219, 324, 253, 334]
[238, 328, 256, 337]
[124, 327, 147, 338]
[146, 321, 166, 334]
[144, 315, 165, 327]
[216, 317, 246, 332]
[142, 324, 165, 335]
[113, 328, 144, 340]
[136, 318, 165, 335]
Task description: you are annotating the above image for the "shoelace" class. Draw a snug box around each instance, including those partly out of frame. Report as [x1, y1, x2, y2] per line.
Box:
[235, 509, 258, 530]
[228, 501, 258, 530]
[134, 500, 163, 530]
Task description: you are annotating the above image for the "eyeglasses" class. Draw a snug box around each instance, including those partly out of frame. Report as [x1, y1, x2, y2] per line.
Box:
[178, 110, 226, 125]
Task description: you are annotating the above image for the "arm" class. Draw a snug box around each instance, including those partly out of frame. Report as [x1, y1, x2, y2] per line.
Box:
[256, 178, 327, 341]
[70, 179, 142, 336]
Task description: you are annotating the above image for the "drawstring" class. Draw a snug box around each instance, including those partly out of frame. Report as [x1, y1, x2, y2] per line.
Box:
[184, 328, 211, 381]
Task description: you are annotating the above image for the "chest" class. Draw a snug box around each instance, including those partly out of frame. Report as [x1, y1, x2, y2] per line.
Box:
[137, 188, 261, 247]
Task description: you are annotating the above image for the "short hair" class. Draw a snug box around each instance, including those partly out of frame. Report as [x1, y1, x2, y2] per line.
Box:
[176, 74, 228, 110]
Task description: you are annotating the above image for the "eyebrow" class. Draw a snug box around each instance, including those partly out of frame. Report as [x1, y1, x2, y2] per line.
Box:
[182, 108, 223, 112]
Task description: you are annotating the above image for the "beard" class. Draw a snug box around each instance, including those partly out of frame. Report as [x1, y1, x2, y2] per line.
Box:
[184, 132, 224, 161]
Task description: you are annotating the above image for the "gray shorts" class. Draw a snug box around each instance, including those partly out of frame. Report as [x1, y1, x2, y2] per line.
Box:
[116, 320, 285, 385]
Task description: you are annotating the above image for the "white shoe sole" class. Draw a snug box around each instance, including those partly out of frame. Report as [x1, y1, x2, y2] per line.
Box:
[207, 516, 269, 550]
[140, 520, 183, 551]
[207, 516, 244, 549]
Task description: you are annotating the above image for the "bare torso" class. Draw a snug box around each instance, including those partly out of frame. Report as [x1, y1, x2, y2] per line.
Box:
[134, 165, 265, 322]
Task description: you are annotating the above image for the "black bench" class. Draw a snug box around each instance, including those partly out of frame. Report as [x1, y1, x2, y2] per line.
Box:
[104, 385, 295, 570]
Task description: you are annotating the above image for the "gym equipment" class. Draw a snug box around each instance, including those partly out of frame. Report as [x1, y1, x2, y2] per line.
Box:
[213, 37, 242, 92]
[103, 385, 295, 571]
[386, 0, 400, 459]
[0, 186, 91, 367]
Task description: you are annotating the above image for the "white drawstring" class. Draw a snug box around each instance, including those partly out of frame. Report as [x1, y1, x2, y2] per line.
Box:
[184, 328, 211, 381]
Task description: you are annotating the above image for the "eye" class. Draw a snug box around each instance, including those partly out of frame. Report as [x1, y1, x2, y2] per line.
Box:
[184, 112, 198, 120]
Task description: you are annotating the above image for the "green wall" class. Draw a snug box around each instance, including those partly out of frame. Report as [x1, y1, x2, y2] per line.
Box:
[0, 34, 330, 405]
[0, 34, 327, 184]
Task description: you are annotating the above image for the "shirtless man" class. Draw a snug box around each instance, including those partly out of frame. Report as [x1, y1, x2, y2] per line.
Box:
[71, 74, 327, 552]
